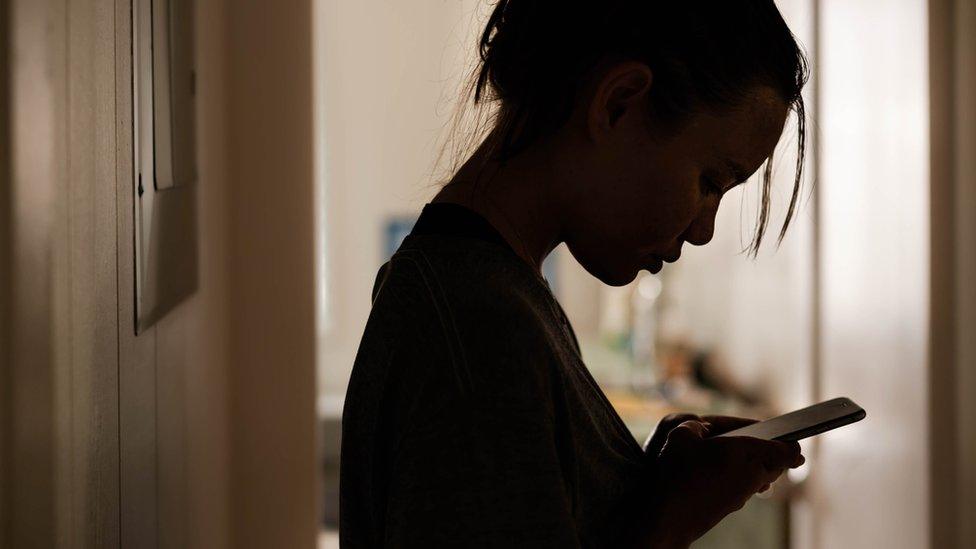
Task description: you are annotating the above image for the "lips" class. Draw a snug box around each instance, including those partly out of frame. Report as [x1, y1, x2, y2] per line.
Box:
[662, 243, 684, 263]
[646, 256, 664, 274]
[644, 245, 681, 273]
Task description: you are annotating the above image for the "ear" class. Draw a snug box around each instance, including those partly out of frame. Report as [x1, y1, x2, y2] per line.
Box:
[587, 62, 653, 140]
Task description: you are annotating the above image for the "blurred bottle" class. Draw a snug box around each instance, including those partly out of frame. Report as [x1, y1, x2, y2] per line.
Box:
[630, 272, 662, 392]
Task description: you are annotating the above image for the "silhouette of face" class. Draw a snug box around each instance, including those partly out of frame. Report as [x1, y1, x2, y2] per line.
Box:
[556, 65, 789, 286]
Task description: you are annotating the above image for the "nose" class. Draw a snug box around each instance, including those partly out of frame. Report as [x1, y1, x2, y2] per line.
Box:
[682, 202, 718, 247]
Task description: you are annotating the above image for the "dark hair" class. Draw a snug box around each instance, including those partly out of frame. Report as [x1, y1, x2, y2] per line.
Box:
[468, 0, 810, 255]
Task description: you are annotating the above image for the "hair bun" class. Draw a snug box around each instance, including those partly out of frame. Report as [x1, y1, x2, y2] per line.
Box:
[477, 0, 592, 103]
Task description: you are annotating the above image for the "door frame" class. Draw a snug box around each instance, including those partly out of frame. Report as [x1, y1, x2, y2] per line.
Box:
[929, 1, 976, 547]
[1, 0, 62, 545]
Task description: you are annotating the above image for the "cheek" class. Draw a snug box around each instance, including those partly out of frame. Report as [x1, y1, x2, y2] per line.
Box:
[562, 173, 704, 286]
[636, 172, 703, 244]
[592, 170, 700, 244]
[564, 140, 705, 272]
[575, 166, 655, 237]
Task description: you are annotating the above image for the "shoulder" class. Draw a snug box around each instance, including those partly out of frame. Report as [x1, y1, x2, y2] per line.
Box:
[376, 236, 555, 334]
[368, 238, 564, 395]
[344, 244, 568, 478]
[389, 237, 560, 351]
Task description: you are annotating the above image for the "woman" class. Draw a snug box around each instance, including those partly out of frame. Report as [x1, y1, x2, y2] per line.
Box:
[341, 1, 808, 547]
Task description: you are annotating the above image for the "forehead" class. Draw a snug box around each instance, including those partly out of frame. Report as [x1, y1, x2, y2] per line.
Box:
[684, 88, 790, 170]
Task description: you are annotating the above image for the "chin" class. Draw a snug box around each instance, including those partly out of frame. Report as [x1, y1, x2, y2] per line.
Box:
[584, 262, 640, 287]
[565, 243, 641, 287]
[602, 271, 639, 287]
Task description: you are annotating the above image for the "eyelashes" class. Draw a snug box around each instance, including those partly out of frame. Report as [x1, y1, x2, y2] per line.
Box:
[700, 174, 724, 196]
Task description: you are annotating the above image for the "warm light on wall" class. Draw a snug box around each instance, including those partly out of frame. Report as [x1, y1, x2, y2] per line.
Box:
[814, 1, 930, 548]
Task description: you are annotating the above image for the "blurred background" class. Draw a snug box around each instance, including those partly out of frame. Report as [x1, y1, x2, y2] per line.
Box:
[312, 1, 971, 548]
[1, 1, 973, 548]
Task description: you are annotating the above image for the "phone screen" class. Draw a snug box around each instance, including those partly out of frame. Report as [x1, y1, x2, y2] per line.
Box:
[716, 397, 866, 442]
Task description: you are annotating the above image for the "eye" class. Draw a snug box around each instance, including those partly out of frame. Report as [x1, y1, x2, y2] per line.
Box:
[699, 174, 724, 196]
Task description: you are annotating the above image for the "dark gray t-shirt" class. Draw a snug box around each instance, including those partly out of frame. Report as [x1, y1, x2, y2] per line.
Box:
[340, 204, 651, 548]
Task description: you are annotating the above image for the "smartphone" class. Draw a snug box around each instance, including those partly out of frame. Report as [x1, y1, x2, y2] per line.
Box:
[716, 397, 866, 442]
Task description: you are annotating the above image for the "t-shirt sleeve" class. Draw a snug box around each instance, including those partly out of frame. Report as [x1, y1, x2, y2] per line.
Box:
[381, 310, 581, 548]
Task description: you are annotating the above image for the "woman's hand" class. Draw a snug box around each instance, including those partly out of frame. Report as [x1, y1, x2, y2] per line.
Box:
[628, 415, 804, 549]
[643, 413, 764, 459]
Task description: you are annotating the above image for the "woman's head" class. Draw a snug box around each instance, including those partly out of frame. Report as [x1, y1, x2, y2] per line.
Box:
[467, 0, 809, 285]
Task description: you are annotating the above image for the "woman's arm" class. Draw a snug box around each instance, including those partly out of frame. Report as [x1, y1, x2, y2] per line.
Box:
[383, 379, 582, 548]
[376, 310, 583, 548]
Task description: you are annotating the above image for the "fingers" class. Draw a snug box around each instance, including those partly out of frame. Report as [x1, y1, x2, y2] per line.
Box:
[757, 463, 789, 488]
[716, 436, 805, 486]
[662, 413, 703, 427]
[768, 440, 803, 469]
[673, 419, 710, 439]
[760, 443, 801, 471]
[643, 413, 701, 457]
[662, 419, 710, 451]
[731, 437, 802, 470]
[753, 441, 803, 492]
[699, 415, 757, 436]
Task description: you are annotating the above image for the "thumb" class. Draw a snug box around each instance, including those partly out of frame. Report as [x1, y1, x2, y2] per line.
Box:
[664, 419, 709, 451]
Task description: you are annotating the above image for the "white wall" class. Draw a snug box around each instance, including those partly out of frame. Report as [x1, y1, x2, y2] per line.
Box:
[813, 1, 930, 548]
[315, 0, 483, 400]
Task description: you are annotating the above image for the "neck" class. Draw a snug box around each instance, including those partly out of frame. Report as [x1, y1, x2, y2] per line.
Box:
[432, 139, 564, 275]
